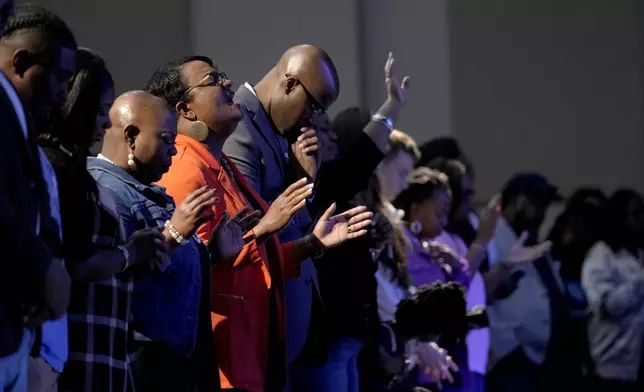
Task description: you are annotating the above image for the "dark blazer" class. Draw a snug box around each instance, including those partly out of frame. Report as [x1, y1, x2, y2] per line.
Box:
[223, 84, 318, 363]
[0, 72, 55, 357]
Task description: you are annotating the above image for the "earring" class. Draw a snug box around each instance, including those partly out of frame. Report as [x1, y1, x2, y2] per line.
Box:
[127, 150, 135, 168]
[410, 220, 422, 235]
[189, 121, 209, 142]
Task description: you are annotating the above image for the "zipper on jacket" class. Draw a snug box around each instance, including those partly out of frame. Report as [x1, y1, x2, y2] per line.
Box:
[213, 293, 246, 311]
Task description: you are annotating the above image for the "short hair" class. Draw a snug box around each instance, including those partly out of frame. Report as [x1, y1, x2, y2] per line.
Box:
[548, 187, 606, 278]
[601, 188, 644, 256]
[500, 172, 561, 209]
[395, 281, 467, 341]
[427, 157, 467, 218]
[417, 137, 462, 168]
[388, 129, 420, 163]
[1, 4, 76, 52]
[51, 48, 112, 151]
[331, 106, 371, 157]
[145, 55, 215, 111]
[393, 167, 451, 217]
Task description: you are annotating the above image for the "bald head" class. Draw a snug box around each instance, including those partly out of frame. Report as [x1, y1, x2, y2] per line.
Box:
[101, 90, 177, 183]
[108, 90, 167, 131]
[275, 45, 339, 108]
[254, 45, 340, 136]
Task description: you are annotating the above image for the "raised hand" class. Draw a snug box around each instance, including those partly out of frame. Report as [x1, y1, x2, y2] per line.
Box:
[426, 242, 467, 275]
[291, 127, 320, 180]
[384, 52, 411, 106]
[312, 203, 373, 249]
[474, 194, 501, 247]
[124, 228, 169, 270]
[208, 207, 262, 260]
[231, 206, 262, 233]
[169, 186, 219, 240]
[254, 178, 313, 238]
[504, 231, 552, 265]
[413, 342, 459, 384]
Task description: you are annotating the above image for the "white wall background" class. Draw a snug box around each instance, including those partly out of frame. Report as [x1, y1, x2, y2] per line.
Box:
[30, 0, 193, 93]
[449, 0, 644, 198]
[29, 0, 644, 200]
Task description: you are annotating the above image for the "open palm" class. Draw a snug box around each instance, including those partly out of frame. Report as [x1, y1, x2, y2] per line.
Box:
[384, 52, 411, 105]
[312, 203, 373, 249]
[505, 231, 553, 265]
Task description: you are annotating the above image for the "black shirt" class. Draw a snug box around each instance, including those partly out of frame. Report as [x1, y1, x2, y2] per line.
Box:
[308, 132, 385, 340]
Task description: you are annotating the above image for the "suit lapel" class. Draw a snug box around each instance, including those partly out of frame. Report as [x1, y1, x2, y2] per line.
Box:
[234, 85, 288, 174]
[0, 83, 42, 183]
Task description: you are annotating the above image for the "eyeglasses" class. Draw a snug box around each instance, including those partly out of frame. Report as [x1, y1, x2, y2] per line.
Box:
[298, 80, 325, 117]
[184, 71, 234, 101]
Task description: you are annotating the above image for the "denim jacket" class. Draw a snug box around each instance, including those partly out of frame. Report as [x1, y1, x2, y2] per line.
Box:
[87, 157, 203, 357]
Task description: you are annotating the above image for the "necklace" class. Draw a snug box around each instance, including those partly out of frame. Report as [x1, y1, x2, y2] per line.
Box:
[97, 153, 118, 166]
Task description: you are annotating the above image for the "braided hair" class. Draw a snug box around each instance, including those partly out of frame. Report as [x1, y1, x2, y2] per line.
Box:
[1, 4, 76, 51]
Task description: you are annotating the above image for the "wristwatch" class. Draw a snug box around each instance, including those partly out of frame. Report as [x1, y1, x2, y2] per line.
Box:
[305, 234, 325, 259]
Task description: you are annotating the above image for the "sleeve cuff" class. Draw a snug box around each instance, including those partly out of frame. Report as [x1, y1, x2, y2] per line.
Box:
[281, 241, 301, 280]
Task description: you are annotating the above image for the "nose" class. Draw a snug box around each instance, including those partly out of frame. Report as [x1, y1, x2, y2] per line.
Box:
[169, 144, 178, 157]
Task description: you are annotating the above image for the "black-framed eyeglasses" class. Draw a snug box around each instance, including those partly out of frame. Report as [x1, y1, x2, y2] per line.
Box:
[184, 71, 234, 101]
[298, 80, 325, 117]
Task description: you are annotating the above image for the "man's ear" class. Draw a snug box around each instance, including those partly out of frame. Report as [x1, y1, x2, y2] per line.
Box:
[13, 49, 34, 77]
[124, 124, 140, 150]
[176, 101, 196, 121]
[284, 76, 298, 95]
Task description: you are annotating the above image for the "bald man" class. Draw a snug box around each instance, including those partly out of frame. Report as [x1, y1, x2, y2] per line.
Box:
[222, 45, 339, 388]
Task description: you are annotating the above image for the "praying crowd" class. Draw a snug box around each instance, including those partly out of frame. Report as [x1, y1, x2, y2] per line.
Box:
[3, 2, 644, 392]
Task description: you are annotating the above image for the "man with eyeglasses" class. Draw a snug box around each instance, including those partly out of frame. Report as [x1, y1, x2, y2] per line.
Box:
[224, 46, 411, 392]
[223, 44, 340, 390]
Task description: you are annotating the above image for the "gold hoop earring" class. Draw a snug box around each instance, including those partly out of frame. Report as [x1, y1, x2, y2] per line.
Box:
[189, 121, 209, 142]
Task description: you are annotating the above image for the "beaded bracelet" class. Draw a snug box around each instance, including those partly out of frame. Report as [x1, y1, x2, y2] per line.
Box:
[164, 220, 188, 245]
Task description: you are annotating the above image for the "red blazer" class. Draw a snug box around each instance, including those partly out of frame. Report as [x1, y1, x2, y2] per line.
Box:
[157, 134, 300, 392]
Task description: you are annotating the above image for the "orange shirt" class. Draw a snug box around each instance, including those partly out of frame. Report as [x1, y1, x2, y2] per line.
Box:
[157, 134, 299, 392]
